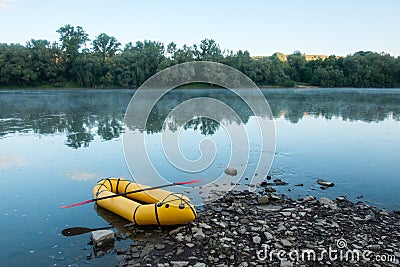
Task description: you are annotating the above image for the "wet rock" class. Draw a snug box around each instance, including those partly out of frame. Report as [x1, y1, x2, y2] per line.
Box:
[273, 179, 288, 186]
[269, 193, 283, 201]
[224, 167, 237, 176]
[91, 230, 114, 247]
[264, 187, 276, 193]
[317, 179, 334, 187]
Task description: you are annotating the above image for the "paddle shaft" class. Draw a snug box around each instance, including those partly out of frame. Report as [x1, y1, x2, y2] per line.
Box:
[60, 179, 199, 208]
[94, 182, 185, 202]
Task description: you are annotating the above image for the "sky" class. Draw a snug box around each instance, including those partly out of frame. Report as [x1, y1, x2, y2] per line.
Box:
[0, 0, 399, 57]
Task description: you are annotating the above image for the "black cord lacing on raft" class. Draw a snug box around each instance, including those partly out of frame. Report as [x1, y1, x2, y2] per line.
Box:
[157, 193, 197, 219]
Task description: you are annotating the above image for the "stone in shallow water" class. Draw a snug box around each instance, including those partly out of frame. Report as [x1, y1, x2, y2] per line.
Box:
[224, 167, 237, 176]
[317, 179, 334, 187]
[91, 230, 114, 247]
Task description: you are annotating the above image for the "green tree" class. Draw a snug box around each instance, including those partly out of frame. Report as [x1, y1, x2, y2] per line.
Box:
[194, 39, 223, 62]
[26, 39, 64, 85]
[92, 33, 121, 60]
[56, 24, 89, 80]
[174, 44, 194, 63]
[287, 51, 308, 83]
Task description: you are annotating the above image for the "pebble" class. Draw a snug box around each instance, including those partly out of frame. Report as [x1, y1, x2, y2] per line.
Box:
[264, 231, 273, 240]
[304, 196, 316, 202]
[170, 261, 189, 267]
[280, 260, 293, 267]
[319, 197, 338, 209]
[252, 236, 261, 244]
[155, 244, 165, 250]
[257, 195, 269, 204]
[224, 167, 237, 176]
[281, 239, 293, 247]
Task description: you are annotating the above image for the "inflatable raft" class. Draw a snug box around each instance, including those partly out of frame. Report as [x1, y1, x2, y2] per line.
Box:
[92, 178, 197, 226]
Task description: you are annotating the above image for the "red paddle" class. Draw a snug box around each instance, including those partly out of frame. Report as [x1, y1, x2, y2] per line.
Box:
[60, 179, 200, 209]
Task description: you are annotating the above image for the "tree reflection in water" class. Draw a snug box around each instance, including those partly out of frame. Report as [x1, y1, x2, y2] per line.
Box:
[1, 88, 399, 148]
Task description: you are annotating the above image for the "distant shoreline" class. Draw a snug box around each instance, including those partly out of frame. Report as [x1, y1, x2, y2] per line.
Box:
[2, 85, 400, 90]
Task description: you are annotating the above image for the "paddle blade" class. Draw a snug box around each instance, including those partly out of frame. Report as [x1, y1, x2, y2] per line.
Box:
[175, 179, 200, 185]
[61, 226, 114, 236]
[62, 227, 92, 236]
[60, 199, 93, 209]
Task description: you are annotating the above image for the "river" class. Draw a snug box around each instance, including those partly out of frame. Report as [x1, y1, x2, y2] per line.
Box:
[0, 88, 399, 266]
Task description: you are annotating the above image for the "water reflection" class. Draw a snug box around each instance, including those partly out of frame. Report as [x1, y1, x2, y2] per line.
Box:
[0, 90, 129, 148]
[1, 89, 400, 148]
[266, 88, 400, 123]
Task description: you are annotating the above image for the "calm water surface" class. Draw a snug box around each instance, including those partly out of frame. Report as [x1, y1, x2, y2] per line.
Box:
[0, 88, 399, 266]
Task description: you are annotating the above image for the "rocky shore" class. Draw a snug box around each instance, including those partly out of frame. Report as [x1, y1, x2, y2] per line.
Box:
[109, 190, 400, 267]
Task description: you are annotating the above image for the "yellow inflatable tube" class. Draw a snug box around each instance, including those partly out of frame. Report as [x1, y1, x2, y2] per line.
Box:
[92, 178, 197, 226]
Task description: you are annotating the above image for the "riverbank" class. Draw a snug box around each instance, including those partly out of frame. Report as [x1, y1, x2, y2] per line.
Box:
[108, 190, 400, 267]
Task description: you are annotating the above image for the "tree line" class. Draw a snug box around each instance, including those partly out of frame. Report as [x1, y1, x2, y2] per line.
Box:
[1, 24, 399, 88]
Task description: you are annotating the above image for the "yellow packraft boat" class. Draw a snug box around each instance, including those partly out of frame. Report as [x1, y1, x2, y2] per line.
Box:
[92, 178, 197, 226]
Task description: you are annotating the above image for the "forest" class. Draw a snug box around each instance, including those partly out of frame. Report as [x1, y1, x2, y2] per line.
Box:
[1, 24, 399, 88]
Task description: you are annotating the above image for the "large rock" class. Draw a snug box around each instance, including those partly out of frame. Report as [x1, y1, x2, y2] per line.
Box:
[91, 230, 114, 247]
